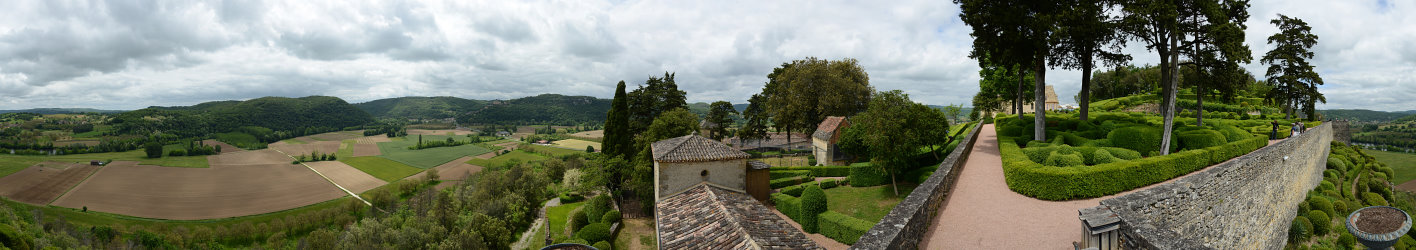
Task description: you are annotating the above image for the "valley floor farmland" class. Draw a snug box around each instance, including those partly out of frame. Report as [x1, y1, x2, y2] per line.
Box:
[376, 134, 492, 168]
[0, 162, 101, 205]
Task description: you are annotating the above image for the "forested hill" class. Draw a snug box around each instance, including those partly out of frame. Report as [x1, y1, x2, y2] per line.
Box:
[353, 96, 487, 119]
[460, 94, 610, 125]
[111, 96, 373, 137]
[1318, 109, 1416, 122]
[0, 108, 127, 114]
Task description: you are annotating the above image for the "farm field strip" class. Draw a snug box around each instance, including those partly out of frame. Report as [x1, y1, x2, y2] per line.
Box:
[340, 156, 425, 182]
[0, 162, 102, 205]
[272, 148, 373, 206]
[375, 135, 492, 168]
[549, 139, 601, 151]
[405, 156, 483, 182]
[50, 160, 349, 220]
[304, 161, 386, 194]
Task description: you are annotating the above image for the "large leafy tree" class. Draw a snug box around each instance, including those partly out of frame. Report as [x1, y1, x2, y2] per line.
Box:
[852, 90, 947, 195]
[971, 55, 1035, 118]
[628, 108, 700, 210]
[736, 94, 770, 148]
[1051, 0, 1131, 121]
[705, 101, 738, 140]
[1120, 0, 1250, 155]
[956, 0, 1062, 141]
[761, 57, 873, 149]
[1261, 14, 1324, 120]
[626, 72, 688, 133]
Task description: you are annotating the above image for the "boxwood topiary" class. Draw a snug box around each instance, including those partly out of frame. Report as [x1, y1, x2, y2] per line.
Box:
[586, 195, 612, 223]
[1307, 210, 1331, 236]
[593, 241, 611, 250]
[1177, 130, 1227, 151]
[575, 223, 611, 243]
[1339, 232, 1356, 248]
[800, 185, 827, 233]
[1334, 200, 1348, 215]
[849, 163, 888, 187]
[1044, 151, 1086, 167]
[818, 211, 873, 245]
[571, 209, 589, 232]
[1216, 125, 1252, 142]
[1309, 196, 1335, 217]
[1108, 126, 1163, 155]
[771, 193, 802, 222]
[1087, 149, 1120, 165]
[601, 210, 621, 224]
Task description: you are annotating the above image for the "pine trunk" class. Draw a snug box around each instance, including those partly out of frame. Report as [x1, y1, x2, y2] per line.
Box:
[1034, 56, 1047, 142]
[1080, 53, 1093, 122]
[1159, 35, 1179, 156]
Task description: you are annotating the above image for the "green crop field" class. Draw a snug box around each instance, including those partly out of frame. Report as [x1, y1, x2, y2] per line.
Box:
[340, 156, 424, 182]
[1369, 150, 1416, 184]
[375, 135, 492, 168]
[215, 132, 261, 147]
[551, 139, 601, 151]
[523, 144, 588, 157]
[465, 150, 549, 168]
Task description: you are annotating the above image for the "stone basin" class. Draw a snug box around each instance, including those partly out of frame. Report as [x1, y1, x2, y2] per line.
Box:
[1346, 206, 1412, 250]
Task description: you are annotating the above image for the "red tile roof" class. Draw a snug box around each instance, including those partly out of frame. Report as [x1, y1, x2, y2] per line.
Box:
[652, 135, 751, 163]
[656, 184, 820, 249]
[812, 116, 848, 141]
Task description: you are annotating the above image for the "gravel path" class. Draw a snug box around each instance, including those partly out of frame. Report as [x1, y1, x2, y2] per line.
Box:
[921, 124, 1284, 249]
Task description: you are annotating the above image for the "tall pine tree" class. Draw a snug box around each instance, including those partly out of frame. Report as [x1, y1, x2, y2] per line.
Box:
[602, 81, 632, 159]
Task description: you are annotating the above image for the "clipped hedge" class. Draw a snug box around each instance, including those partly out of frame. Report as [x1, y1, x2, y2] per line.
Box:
[800, 185, 827, 233]
[770, 170, 812, 179]
[999, 132, 1268, 200]
[849, 163, 888, 187]
[1308, 196, 1335, 218]
[770, 166, 852, 177]
[601, 210, 621, 224]
[771, 176, 813, 189]
[1108, 126, 1163, 155]
[772, 193, 803, 222]
[1177, 130, 1227, 151]
[818, 211, 872, 245]
[781, 179, 843, 197]
[575, 223, 611, 243]
[780, 185, 805, 197]
[1044, 150, 1086, 167]
[1307, 210, 1331, 236]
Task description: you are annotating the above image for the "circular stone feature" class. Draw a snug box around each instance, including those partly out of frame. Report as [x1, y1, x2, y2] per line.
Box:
[1355, 206, 1407, 234]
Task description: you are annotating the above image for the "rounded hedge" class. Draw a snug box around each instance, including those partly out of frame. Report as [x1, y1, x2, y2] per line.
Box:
[575, 223, 611, 243]
[601, 210, 621, 224]
[593, 241, 611, 250]
[1307, 210, 1331, 236]
[1334, 200, 1349, 215]
[1216, 125, 1252, 142]
[1319, 181, 1335, 192]
[1339, 232, 1356, 248]
[1108, 126, 1162, 155]
[849, 163, 888, 187]
[800, 185, 828, 233]
[586, 195, 612, 223]
[1327, 156, 1348, 171]
[571, 209, 590, 232]
[1088, 149, 1119, 165]
[1292, 216, 1312, 243]
[1044, 151, 1085, 167]
[1308, 196, 1335, 218]
[1177, 130, 1227, 151]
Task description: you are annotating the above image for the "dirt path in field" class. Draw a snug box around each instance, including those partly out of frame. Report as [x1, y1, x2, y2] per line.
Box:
[0, 162, 101, 205]
[405, 156, 484, 182]
[305, 161, 386, 194]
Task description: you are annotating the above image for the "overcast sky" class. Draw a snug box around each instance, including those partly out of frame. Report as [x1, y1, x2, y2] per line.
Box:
[0, 0, 1412, 111]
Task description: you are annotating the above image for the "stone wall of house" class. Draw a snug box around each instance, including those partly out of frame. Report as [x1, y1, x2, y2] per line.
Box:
[850, 122, 983, 250]
[1094, 122, 1333, 249]
[654, 159, 748, 201]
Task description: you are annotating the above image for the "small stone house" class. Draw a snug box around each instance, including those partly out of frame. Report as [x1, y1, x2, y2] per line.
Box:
[812, 116, 851, 166]
[998, 85, 1062, 114]
[652, 135, 818, 249]
[699, 119, 721, 139]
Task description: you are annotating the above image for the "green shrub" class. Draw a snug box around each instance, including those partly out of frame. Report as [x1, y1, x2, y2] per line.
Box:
[1108, 126, 1163, 155]
[780, 185, 805, 197]
[1177, 130, 1227, 151]
[1334, 200, 1349, 215]
[585, 195, 612, 223]
[1081, 139, 1113, 147]
[818, 211, 872, 245]
[560, 192, 585, 203]
[1298, 201, 1311, 215]
[1101, 147, 1142, 160]
[1328, 156, 1350, 172]
[594, 241, 611, 250]
[1310, 196, 1335, 218]
[1308, 210, 1331, 236]
[772, 193, 802, 222]
[601, 210, 621, 224]
[1022, 146, 1057, 164]
[849, 163, 888, 187]
[0, 224, 31, 250]
[771, 176, 813, 189]
[1338, 232, 1355, 249]
[800, 185, 827, 233]
[1087, 149, 1120, 165]
[1365, 192, 1389, 206]
[1216, 125, 1252, 142]
[770, 170, 812, 179]
[770, 166, 852, 177]
[575, 223, 611, 243]
[1026, 140, 1052, 148]
[820, 179, 839, 189]
[571, 210, 589, 232]
[1057, 132, 1090, 146]
[1291, 216, 1312, 243]
[1044, 150, 1086, 167]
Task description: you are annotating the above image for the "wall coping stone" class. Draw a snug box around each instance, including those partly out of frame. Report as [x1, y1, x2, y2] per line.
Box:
[849, 122, 983, 250]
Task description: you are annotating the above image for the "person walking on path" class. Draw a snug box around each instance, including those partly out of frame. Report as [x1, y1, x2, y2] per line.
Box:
[1271, 120, 1280, 140]
[1292, 122, 1302, 137]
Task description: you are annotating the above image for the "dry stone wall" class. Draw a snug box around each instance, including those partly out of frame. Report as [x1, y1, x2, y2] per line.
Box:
[1097, 123, 1333, 249]
[850, 122, 982, 250]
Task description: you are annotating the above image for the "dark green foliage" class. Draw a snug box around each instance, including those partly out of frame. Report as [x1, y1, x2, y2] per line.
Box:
[780, 185, 805, 197]
[1177, 130, 1227, 150]
[771, 176, 813, 189]
[464, 94, 612, 125]
[585, 195, 612, 223]
[603, 81, 633, 159]
[571, 210, 589, 232]
[1087, 149, 1120, 165]
[114, 96, 373, 138]
[1216, 125, 1252, 142]
[0, 224, 31, 250]
[144, 142, 164, 158]
[601, 210, 621, 224]
[848, 163, 888, 187]
[1108, 126, 1164, 156]
[800, 185, 827, 233]
[770, 170, 812, 179]
[575, 223, 611, 244]
[559, 192, 584, 203]
[1334, 200, 1349, 215]
[1339, 232, 1356, 248]
[1044, 150, 1086, 167]
[1309, 196, 1335, 219]
[168, 149, 186, 157]
[353, 96, 487, 119]
[818, 211, 872, 245]
[769, 166, 853, 177]
[593, 241, 611, 250]
[1289, 217, 1310, 243]
[1307, 210, 1331, 236]
[1365, 192, 1389, 206]
[772, 193, 803, 222]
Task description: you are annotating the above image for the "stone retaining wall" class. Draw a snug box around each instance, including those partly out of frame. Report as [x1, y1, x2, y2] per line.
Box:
[850, 122, 983, 249]
[1095, 122, 1333, 249]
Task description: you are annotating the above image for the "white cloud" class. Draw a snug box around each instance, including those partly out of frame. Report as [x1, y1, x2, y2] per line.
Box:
[0, 0, 1410, 112]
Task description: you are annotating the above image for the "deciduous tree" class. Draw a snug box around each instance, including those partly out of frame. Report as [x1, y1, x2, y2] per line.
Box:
[705, 101, 738, 140]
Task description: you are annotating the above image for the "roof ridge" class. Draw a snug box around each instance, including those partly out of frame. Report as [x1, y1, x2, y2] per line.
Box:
[663, 134, 693, 158]
[702, 183, 758, 249]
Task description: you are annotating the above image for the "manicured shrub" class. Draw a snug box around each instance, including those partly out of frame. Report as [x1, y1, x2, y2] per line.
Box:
[1298, 201, 1311, 216]
[559, 192, 585, 203]
[772, 193, 802, 222]
[571, 210, 589, 232]
[771, 176, 813, 189]
[1328, 156, 1350, 172]
[1044, 150, 1086, 167]
[168, 149, 187, 157]
[586, 195, 612, 223]
[1216, 125, 1252, 142]
[1333, 200, 1349, 215]
[1338, 232, 1355, 248]
[770, 166, 853, 177]
[1290, 216, 1312, 243]
[1057, 132, 1090, 146]
[1081, 139, 1113, 147]
[1177, 130, 1227, 151]
[770, 170, 812, 179]
[1308, 210, 1331, 236]
[575, 223, 611, 243]
[1364, 192, 1389, 206]
[1108, 126, 1162, 155]
[800, 185, 827, 233]
[818, 211, 872, 245]
[1022, 146, 1057, 164]
[819, 179, 839, 189]
[780, 185, 805, 197]
[1026, 140, 1052, 148]
[1087, 149, 1120, 165]
[1309, 196, 1335, 218]
[601, 210, 621, 224]
[849, 163, 888, 187]
[593, 241, 611, 250]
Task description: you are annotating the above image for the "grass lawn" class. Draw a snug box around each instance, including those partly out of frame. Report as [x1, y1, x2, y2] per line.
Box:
[1370, 150, 1416, 184]
[551, 139, 601, 151]
[71, 125, 110, 138]
[466, 150, 550, 168]
[0, 150, 210, 175]
[825, 183, 919, 223]
[340, 156, 424, 182]
[376, 135, 492, 169]
[547, 201, 586, 240]
[337, 139, 356, 159]
[215, 132, 261, 146]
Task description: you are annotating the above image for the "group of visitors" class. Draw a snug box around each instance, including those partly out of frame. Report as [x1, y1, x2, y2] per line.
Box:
[1269, 120, 1307, 140]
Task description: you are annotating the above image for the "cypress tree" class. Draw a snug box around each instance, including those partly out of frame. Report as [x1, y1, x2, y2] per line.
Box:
[603, 81, 631, 158]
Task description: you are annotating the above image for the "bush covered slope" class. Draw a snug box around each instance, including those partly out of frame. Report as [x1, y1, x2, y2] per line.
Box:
[354, 96, 487, 119]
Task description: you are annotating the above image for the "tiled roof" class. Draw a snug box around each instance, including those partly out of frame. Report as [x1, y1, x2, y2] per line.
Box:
[657, 184, 820, 250]
[723, 132, 810, 150]
[812, 116, 847, 140]
[652, 135, 751, 163]
[748, 161, 772, 170]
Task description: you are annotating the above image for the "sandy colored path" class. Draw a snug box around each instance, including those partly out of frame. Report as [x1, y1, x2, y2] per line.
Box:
[406, 156, 484, 182]
[305, 161, 387, 194]
[921, 124, 1284, 249]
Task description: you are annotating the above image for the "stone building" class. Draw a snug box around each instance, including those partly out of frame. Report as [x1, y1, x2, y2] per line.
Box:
[652, 134, 819, 249]
[812, 116, 851, 166]
[998, 85, 1061, 114]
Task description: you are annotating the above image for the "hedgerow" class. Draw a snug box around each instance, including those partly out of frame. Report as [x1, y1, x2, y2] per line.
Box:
[818, 211, 872, 245]
[999, 133, 1267, 200]
[771, 193, 803, 223]
[849, 163, 888, 187]
[800, 185, 827, 233]
[770, 170, 812, 179]
[771, 175, 813, 189]
[769, 166, 852, 177]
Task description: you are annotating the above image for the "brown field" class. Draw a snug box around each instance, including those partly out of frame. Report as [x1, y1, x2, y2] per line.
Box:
[355, 135, 392, 144]
[406, 156, 484, 181]
[307, 131, 365, 141]
[53, 140, 101, 147]
[352, 143, 382, 157]
[201, 140, 244, 153]
[0, 162, 101, 205]
[408, 129, 474, 135]
[51, 158, 347, 220]
[569, 130, 604, 139]
[305, 161, 386, 194]
[270, 141, 341, 158]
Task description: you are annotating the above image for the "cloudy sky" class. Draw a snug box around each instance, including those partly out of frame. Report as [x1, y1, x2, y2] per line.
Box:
[0, 0, 1411, 111]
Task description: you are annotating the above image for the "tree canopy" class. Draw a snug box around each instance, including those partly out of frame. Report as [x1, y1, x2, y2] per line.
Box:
[1261, 14, 1324, 120]
[849, 90, 949, 195]
[705, 101, 738, 140]
[761, 57, 872, 138]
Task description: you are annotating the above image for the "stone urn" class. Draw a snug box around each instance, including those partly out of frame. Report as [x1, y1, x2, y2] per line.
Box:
[1346, 206, 1412, 250]
[540, 243, 598, 250]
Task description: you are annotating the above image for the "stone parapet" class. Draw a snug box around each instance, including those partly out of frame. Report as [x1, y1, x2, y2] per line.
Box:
[850, 122, 983, 250]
